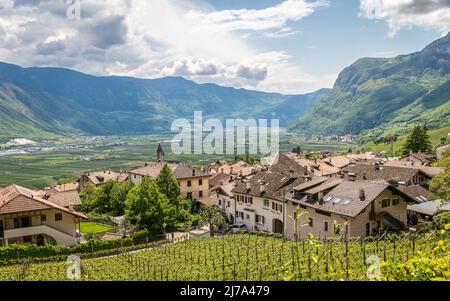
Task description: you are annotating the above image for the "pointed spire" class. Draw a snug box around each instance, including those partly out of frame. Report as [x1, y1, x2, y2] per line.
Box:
[157, 144, 164, 163]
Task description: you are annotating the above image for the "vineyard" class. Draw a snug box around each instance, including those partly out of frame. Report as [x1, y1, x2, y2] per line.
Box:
[0, 231, 449, 281]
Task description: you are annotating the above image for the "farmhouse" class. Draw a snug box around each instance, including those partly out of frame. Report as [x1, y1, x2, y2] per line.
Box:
[130, 163, 210, 201]
[0, 185, 86, 247]
[285, 180, 419, 238]
[79, 170, 129, 189]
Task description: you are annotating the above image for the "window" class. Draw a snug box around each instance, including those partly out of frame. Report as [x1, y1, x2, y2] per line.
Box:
[392, 199, 400, 206]
[248, 197, 253, 205]
[263, 199, 270, 208]
[199, 191, 203, 198]
[381, 199, 390, 208]
[308, 218, 313, 227]
[187, 192, 193, 200]
[324, 221, 329, 232]
[256, 215, 265, 224]
[187, 180, 192, 187]
[272, 203, 283, 213]
[55, 213, 63, 222]
[41, 215, 47, 222]
[227, 201, 230, 208]
[199, 179, 203, 186]
[218, 199, 222, 206]
[334, 224, 341, 235]
[245, 214, 250, 220]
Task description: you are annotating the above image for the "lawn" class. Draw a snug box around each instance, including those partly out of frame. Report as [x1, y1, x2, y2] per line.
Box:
[80, 222, 114, 236]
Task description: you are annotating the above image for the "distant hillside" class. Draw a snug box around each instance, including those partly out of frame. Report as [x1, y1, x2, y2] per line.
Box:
[0, 62, 326, 140]
[291, 32, 450, 143]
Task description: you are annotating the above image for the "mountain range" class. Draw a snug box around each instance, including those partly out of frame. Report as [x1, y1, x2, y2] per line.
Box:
[0, 62, 327, 140]
[292, 32, 450, 143]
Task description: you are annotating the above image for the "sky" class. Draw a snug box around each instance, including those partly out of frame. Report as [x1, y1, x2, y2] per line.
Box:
[0, 0, 449, 94]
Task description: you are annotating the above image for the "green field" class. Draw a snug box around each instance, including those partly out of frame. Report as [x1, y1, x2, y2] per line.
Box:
[0, 134, 354, 189]
[360, 124, 450, 154]
[80, 223, 114, 236]
[0, 232, 447, 281]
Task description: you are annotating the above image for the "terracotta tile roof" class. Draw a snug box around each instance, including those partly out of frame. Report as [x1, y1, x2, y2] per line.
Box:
[0, 185, 86, 219]
[268, 153, 309, 175]
[292, 177, 328, 191]
[294, 158, 341, 177]
[209, 173, 235, 188]
[383, 160, 443, 178]
[286, 180, 390, 217]
[198, 195, 219, 206]
[52, 182, 79, 192]
[130, 163, 209, 180]
[209, 161, 261, 177]
[47, 191, 82, 208]
[233, 172, 306, 201]
[304, 178, 344, 195]
[342, 164, 423, 184]
[396, 184, 431, 203]
[85, 171, 129, 185]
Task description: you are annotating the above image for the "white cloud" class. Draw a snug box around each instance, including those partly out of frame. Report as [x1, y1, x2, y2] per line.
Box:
[359, 0, 450, 36]
[0, 0, 331, 94]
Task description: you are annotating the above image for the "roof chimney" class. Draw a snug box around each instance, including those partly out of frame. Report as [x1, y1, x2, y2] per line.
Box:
[192, 169, 196, 177]
[260, 181, 266, 193]
[246, 181, 251, 191]
[359, 188, 366, 201]
[219, 180, 224, 186]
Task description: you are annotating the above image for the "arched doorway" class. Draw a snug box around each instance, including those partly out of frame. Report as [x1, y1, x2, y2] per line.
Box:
[272, 219, 283, 234]
[36, 234, 45, 246]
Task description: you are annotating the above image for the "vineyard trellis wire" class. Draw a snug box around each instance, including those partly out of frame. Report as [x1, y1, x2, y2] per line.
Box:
[0, 229, 447, 281]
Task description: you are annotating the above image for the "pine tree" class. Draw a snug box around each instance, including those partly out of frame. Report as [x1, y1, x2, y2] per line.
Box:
[155, 164, 180, 202]
[402, 124, 432, 154]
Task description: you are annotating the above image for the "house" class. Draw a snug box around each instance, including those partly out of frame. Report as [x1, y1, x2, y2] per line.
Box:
[208, 161, 262, 177]
[408, 200, 450, 223]
[400, 153, 436, 166]
[36, 189, 82, 210]
[268, 153, 310, 175]
[384, 160, 443, 178]
[232, 171, 307, 234]
[293, 158, 341, 177]
[341, 163, 433, 186]
[129, 163, 210, 201]
[0, 185, 86, 247]
[285, 180, 419, 238]
[79, 170, 129, 189]
[210, 181, 236, 224]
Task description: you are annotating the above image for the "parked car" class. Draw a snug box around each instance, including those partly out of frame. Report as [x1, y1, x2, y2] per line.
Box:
[231, 223, 248, 233]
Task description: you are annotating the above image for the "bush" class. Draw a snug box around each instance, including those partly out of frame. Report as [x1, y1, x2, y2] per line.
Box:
[132, 229, 159, 244]
[437, 212, 450, 229]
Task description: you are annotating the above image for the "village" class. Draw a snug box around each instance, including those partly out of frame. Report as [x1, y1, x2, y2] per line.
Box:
[1, 138, 448, 248]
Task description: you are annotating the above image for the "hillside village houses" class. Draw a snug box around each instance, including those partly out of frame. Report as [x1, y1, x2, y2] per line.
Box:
[208, 151, 443, 238]
[0, 185, 86, 247]
[129, 144, 210, 202]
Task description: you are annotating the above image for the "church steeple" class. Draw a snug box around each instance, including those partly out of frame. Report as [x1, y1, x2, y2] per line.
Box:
[157, 144, 164, 163]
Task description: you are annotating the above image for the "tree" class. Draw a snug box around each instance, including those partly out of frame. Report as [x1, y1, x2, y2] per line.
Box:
[80, 181, 132, 216]
[402, 124, 432, 154]
[382, 133, 399, 155]
[125, 177, 172, 232]
[429, 151, 450, 201]
[155, 164, 191, 224]
[199, 205, 226, 237]
[155, 164, 180, 203]
[292, 146, 302, 154]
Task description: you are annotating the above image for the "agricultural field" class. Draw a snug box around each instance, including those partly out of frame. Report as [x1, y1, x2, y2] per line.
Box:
[0, 134, 353, 189]
[0, 232, 447, 281]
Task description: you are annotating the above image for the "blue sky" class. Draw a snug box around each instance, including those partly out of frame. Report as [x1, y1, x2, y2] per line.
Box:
[0, 0, 449, 94]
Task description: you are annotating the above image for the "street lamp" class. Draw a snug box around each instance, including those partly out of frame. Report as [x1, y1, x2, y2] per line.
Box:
[163, 223, 167, 240]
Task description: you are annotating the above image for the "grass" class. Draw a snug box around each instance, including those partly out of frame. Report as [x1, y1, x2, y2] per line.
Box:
[360, 124, 450, 154]
[80, 222, 113, 236]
